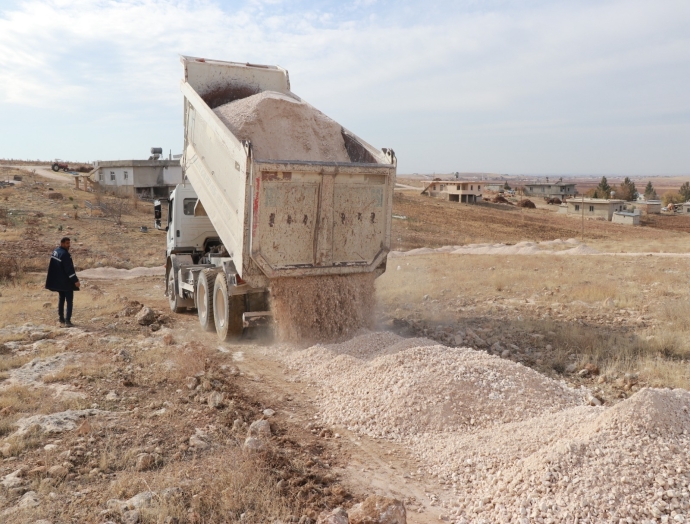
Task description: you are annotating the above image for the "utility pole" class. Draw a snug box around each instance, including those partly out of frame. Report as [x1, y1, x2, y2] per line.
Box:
[581, 193, 585, 242]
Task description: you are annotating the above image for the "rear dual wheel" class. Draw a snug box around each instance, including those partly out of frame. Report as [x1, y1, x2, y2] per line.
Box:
[213, 273, 244, 341]
[196, 269, 215, 332]
[168, 270, 186, 313]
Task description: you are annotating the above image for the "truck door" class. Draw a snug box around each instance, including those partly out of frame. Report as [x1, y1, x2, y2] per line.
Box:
[167, 197, 176, 251]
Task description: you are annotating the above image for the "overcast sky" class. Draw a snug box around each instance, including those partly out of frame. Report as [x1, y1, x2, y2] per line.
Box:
[0, 0, 688, 175]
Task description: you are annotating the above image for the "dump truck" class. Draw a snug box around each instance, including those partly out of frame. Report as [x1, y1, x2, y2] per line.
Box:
[159, 56, 396, 341]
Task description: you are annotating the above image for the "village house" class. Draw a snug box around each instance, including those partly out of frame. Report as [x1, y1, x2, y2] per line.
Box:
[523, 178, 577, 199]
[635, 200, 662, 214]
[612, 211, 641, 226]
[422, 180, 483, 203]
[90, 148, 182, 198]
[681, 202, 690, 215]
[565, 198, 625, 221]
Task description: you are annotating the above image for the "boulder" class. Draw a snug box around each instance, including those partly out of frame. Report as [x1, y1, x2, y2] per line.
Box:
[207, 391, 224, 409]
[317, 507, 349, 524]
[135, 307, 156, 326]
[18, 490, 40, 508]
[248, 419, 272, 439]
[46, 192, 63, 200]
[135, 453, 154, 471]
[348, 495, 406, 524]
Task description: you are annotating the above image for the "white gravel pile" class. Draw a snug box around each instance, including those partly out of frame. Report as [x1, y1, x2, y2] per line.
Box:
[281, 332, 690, 523]
[284, 332, 585, 439]
[214, 91, 350, 162]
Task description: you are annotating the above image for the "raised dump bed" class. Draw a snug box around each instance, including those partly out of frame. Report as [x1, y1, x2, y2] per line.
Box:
[163, 56, 396, 340]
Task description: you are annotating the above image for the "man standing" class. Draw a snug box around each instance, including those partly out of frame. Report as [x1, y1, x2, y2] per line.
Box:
[45, 237, 80, 327]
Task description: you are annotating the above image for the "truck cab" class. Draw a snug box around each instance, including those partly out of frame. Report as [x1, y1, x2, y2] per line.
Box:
[165, 183, 216, 257]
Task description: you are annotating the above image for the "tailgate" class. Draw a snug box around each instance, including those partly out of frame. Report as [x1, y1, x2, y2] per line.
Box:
[250, 161, 394, 278]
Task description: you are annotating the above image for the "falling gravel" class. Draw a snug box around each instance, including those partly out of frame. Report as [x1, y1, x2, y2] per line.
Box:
[270, 274, 376, 342]
[278, 332, 690, 523]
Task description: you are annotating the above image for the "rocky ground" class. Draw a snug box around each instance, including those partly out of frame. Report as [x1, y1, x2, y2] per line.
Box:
[2, 168, 690, 523]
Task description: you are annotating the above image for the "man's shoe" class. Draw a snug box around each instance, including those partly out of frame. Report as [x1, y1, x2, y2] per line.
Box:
[64, 321, 75, 328]
[58, 320, 66, 327]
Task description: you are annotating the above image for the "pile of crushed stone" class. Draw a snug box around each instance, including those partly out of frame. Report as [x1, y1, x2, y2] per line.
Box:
[279, 332, 690, 523]
[213, 91, 351, 162]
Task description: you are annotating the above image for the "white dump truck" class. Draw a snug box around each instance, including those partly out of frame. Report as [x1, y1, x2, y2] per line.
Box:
[159, 56, 396, 340]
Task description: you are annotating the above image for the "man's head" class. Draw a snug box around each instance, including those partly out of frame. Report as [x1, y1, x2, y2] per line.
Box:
[60, 237, 71, 250]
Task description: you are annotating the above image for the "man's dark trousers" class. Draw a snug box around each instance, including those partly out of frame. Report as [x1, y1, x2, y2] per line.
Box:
[58, 290, 73, 323]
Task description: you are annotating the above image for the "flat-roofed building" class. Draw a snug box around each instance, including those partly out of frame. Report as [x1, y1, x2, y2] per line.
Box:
[612, 211, 641, 226]
[636, 200, 662, 214]
[523, 179, 577, 198]
[566, 198, 625, 221]
[91, 153, 182, 199]
[422, 180, 484, 203]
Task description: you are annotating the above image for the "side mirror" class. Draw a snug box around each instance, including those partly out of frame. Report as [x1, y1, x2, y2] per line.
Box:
[154, 200, 163, 230]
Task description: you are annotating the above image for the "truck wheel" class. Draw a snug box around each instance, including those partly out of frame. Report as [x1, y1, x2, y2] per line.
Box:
[168, 270, 186, 313]
[197, 270, 215, 332]
[213, 273, 244, 341]
[51, 163, 59, 172]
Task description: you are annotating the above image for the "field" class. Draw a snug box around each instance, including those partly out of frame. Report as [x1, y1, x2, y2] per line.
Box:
[1, 168, 690, 523]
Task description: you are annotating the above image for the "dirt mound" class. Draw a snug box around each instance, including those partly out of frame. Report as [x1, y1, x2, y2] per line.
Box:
[547, 197, 562, 204]
[491, 195, 513, 205]
[517, 198, 536, 208]
[214, 91, 350, 162]
[270, 274, 376, 342]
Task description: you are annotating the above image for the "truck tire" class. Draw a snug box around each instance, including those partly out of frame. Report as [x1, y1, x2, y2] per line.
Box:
[168, 270, 186, 313]
[197, 269, 215, 332]
[213, 273, 244, 341]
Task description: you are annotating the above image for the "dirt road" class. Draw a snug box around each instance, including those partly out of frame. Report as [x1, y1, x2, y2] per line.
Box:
[5, 165, 73, 182]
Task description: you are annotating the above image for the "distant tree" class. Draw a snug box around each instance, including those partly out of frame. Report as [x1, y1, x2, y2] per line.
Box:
[679, 182, 690, 202]
[594, 176, 611, 199]
[644, 181, 658, 200]
[504, 182, 511, 190]
[617, 177, 637, 201]
[662, 191, 684, 207]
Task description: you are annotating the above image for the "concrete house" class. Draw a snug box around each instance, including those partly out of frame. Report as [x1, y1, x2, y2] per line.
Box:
[681, 202, 690, 215]
[91, 149, 182, 198]
[635, 200, 662, 214]
[612, 211, 641, 226]
[566, 198, 625, 221]
[523, 179, 577, 198]
[422, 180, 483, 203]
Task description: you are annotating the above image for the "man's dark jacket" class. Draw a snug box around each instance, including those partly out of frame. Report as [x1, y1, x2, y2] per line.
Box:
[45, 246, 79, 292]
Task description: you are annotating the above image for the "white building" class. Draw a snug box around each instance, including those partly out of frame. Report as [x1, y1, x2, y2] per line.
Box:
[91, 151, 182, 198]
[422, 180, 483, 203]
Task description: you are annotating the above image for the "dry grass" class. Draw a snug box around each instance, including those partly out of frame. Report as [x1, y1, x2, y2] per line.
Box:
[378, 252, 690, 389]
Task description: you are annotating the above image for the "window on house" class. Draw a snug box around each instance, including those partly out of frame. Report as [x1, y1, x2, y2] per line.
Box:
[575, 205, 580, 211]
[441, 185, 446, 190]
[457, 185, 461, 190]
[99, 173, 104, 182]
[110, 171, 115, 181]
[478, 185, 481, 190]
[124, 171, 129, 180]
[471, 185, 474, 190]
[589, 205, 594, 212]
[183, 198, 197, 216]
